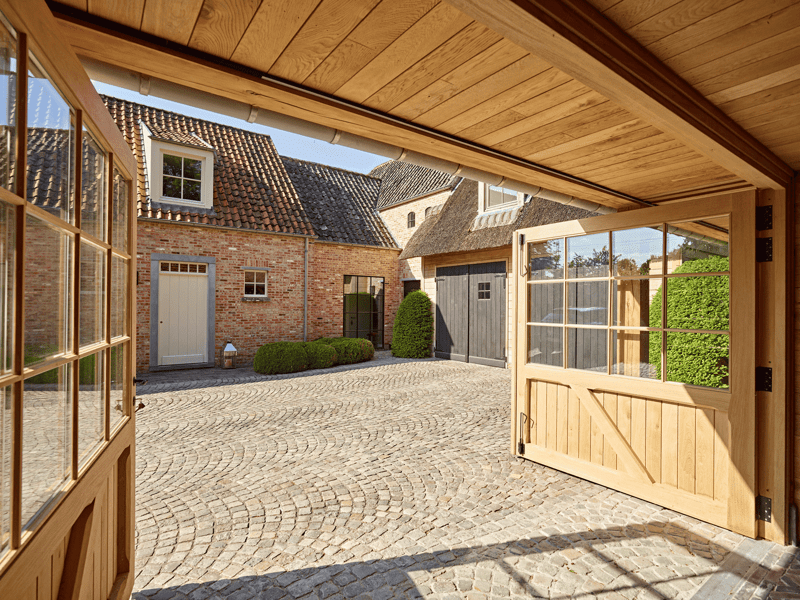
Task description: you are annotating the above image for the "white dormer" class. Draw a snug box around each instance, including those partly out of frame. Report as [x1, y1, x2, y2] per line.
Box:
[478, 182, 524, 214]
[142, 122, 214, 210]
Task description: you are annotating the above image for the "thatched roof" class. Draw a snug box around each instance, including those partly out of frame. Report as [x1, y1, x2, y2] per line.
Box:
[400, 180, 597, 259]
[369, 161, 461, 209]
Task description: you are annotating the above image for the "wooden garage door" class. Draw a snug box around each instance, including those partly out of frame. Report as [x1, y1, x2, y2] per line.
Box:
[158, 261, 209, 366]
[513, 193, 757, 537]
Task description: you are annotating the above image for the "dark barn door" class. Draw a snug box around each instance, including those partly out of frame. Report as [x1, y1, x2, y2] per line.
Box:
[435, 265, 469, 361]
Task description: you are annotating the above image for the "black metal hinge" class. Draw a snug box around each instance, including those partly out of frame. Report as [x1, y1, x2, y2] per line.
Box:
[756, 205, 773, 231]
[756, 495, 772, 522]
[756, 367, 772, 392]
[756, 237, 773, 262]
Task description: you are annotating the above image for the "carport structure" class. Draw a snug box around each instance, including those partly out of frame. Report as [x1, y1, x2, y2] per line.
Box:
[0, 0, 798, 598]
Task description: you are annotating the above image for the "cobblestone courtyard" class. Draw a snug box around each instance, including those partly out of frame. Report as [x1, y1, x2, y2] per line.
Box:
[132, 356, 799, 600]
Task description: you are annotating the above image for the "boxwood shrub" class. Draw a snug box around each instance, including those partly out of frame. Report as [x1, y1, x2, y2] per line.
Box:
[327, 337, 374, 364]
[304, 343, 338, 369]
[254, 341, 308, 375]
[391, 290, 433, 358]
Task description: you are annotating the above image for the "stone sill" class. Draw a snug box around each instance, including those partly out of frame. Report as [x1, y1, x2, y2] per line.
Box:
[241, 297, 271, 302]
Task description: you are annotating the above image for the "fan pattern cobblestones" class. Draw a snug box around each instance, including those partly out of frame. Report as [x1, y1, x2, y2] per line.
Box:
[132, 357, 799, 600]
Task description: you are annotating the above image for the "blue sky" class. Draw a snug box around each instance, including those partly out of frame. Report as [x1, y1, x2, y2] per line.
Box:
[93, 82, 388, 175]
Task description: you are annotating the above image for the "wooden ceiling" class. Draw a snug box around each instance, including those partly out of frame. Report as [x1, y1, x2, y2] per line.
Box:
[49, 0, 798, 209]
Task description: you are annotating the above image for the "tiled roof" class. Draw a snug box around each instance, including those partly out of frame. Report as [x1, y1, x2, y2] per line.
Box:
[26, 127, 72, 216]
[103, 96, 315, 235]
[281, 158, 397, 248]
[369, 161, 461, 209]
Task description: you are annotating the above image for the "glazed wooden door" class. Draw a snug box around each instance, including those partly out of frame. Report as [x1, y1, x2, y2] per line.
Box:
[0, 1, 137, 598]
[513, 193, 757, 537]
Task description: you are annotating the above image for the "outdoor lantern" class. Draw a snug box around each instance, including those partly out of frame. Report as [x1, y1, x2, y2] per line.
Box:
[222, 342, 238, 369]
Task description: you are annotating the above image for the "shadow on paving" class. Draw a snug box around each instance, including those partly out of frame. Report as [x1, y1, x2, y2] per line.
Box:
[133, 523, 800, 600]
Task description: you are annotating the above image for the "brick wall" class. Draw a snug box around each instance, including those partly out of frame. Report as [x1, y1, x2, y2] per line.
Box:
[136, 220, 400, 372]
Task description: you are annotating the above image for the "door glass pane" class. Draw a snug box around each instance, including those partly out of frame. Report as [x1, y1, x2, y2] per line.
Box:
[27, 54, 74, 223]
[666, 276, 729, 331]
[528, 239, 563, 280]
[78, 352, 104, 468]
[567, 232, 609, 278]
[0, 16, 16, 193]
[611, 330, 658, 379]
[567, 281, 608, 325]
[612, 227, 663, 276]
[80, 127, 105, 241]
[666, 332, 729, 389]
[567, 328, 607, 372]
[23, 363, 71, 529]
[612, 279, 652, 327]
[528, 326, 562, 366]
[666, 218, 729, 274]
[343, 275, 356, 294]
[79, 241, 105, 347]
[110, 344, 125, 431]
[0, 385, 10, 559]
[110, 255, 128, 339]
[25, 214, 72, 366]
[0, 200, 13, 374]
[357, 276, 368, 294]
[528, 283, 562, 323]
[112, 168, 129, 252]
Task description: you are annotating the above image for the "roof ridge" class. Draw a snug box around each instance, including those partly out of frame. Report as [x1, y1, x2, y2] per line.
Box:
[280, 155, 382, 182]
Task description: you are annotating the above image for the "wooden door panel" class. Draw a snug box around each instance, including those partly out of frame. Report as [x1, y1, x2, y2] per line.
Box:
[467, 261, 506, 367]
[435, 265, 468, 361]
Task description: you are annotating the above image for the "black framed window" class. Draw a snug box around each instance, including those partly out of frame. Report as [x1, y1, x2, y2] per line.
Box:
[343, 275, 384, 349]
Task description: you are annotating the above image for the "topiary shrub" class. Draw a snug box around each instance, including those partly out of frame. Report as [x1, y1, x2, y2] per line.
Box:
[328, 337, 374, 364]
[304, 343, 338, 369]
[391, 290, 434, 358]
[254, 341, 308, 375]
[649, 255, 729, 387]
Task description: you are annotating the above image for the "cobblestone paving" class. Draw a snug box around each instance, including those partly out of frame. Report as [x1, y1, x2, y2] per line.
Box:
[132, 357, 799, 600]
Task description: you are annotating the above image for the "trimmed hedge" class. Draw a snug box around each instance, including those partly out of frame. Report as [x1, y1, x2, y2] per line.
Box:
[304, 343, 338, 370]
[649, 255, 729, 388]
[391, 290, 433, 358]
[254, 341, 308, 375]
[327, 337, 374, 364]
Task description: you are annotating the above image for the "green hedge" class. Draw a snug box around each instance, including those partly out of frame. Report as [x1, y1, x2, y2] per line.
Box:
[304, 343, 338, 369]
[391, 290, 433, 358]
[649, 255, 729, 387]
[327, 337, 374, 364]
[254, 341, 309, 375]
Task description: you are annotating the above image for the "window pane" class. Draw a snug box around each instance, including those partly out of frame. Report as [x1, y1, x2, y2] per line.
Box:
[244, 283, 255, 295]
[25, 215, 72, 366]
[244, 271, 254, 283]
[567, 328, 607, 372]
[568, 233, 609, 278]
[27, 55, 73, 223]
[612, 227, 662, 276]
[110, 344, 125, 431]
[0, 18, 16, 193]
[163, 154, 181, 176]
[529, 283, 562, 323]
[78, 352, 104, 468]
[0, 201, 13, 375]
[79, 242, 105, 347]
[343, 275, 356, 294]
[183, 180, 201, 201]
[611, 330, 658, 379]
[112, 169, 129, 252]
[163, 176, 181, 199]
[487, 185, 515, 208]
[567, 281, 608, 325]
[666, 332, 729, 389]
[612, 279, 652, 327]
[110, 256, 128, 339]
[183, 158, 201, 180]
[80, 128, 106, 241]
[357, 276, 369, 294]
[23, 363, 71, 530]
[0, 385, 10, 559]
[529, 239, 563, 280]
[666, 218, 729, 274]
[528, 326, 562, 366]
[666, 275, 729, 331]
[255, 283, 265, 296]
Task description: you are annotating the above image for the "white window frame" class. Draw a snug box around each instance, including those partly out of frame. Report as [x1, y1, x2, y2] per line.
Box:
[479, 183, 524, 214]
[243, 269, 268, 298]
[142, 124, 214, 209]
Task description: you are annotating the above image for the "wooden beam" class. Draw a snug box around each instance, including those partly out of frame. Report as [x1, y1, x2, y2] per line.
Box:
[446, 0, 793, 190]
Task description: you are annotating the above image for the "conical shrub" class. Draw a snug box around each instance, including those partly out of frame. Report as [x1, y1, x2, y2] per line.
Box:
[391, 290, 433, 358]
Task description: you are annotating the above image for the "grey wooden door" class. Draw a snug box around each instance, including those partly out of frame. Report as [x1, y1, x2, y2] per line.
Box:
[468, 261, 507, 367]
[435, 265, 469, 361]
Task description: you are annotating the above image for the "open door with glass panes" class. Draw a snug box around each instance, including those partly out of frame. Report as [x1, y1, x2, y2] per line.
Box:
[0, 1, 137, 598]
[512, 192, 758, 538]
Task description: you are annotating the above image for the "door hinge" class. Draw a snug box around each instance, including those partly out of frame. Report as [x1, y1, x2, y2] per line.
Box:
[756, 367, 772, 392]
[756, 237, 772, 262]
[756, 205, 773, 231]
[756, 495, 772, 522]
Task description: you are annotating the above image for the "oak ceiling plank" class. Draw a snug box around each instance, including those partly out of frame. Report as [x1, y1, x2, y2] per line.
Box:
[334, 2, 473, 103]
[87, 0, 145, 29]
[391, 39, 529, 122]
[697, 44, 800, 97]
[751, 120, 800, 148]
[587, 0, 623, 11]
[269, 0, 382, 83]
[597, 156, 723, 187]
[230, 0, 322, 73]
[601, 0, 683, 32]
[187, 0, 261, 59]
[560, 135, 685, 175]
[529, 118, 651, 163]
[725, 80, 800, 124]
[364, 22, 501, 113]
[576, 145, 698, 180]
[140, 0, 205, 46]
[303, 0, 439, 94]
[730, 100, 800, 133]
[58, 0, 87, 10]
[422, 59, 559, 130]
[614, 168, 741, 198]
[626, 0, 740, 49]
[541, 125, 666, 170]
[705, 62, 800, 105]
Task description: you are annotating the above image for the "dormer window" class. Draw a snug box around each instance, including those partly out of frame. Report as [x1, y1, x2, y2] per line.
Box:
[163, 154, 202, 202]
[479, 183, 524, 214]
